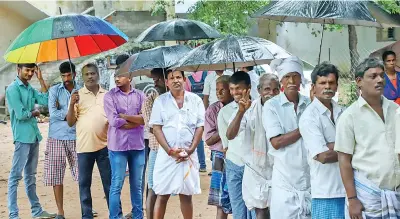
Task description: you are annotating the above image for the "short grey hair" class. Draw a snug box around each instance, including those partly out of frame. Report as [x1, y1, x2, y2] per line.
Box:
[258, 73, 280, 89]
[216, 75, 230, 84]
[355, 58, 384, 79]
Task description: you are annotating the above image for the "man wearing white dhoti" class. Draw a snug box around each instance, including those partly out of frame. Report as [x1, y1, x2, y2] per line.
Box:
[226, 73, 280, 219]
[299, 62, 346, 219]
[263, 56, 311, 219]
[335, 58, 400, 219]
[149, 70, 205, 219]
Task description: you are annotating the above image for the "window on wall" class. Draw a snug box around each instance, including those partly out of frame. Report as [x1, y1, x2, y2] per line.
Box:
[377, 27, 396, 42]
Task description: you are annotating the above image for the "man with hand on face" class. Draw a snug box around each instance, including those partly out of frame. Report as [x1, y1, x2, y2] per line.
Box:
[6, 63, 55, 219]
[149, 70, 205, 219]
[226, 73, 280, 219]
[44, 62, 79, 219]
[104, 70, 146, 219]
[206, 75, 233, 219]
[66, 63, 111, 219]
[299, 63, 345, 219]
[335, 58, 400, 219]
[263, 56, 311, 219]
[217, 71, 253, 219]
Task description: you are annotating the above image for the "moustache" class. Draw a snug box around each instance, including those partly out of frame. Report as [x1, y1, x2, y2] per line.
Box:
[263, 95, 273, 100]
[323, 90, 335, 95]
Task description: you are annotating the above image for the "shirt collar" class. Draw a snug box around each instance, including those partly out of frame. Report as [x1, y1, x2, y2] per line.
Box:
[82, 85, 106, 94]
[15, 76, 30, 87]
[279, 92, 307, 106]
[357, 95, 386, 109]
[113, 86, 136, 94]
[313, 98, 337, 115]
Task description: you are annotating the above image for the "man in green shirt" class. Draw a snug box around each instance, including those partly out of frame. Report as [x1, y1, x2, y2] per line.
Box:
[6, 63, 56, 219]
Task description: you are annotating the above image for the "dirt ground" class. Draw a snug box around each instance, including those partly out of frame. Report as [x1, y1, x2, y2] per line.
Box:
[0, 123, 227, 219]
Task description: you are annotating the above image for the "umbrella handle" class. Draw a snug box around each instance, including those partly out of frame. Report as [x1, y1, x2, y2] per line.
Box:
[59, 7, 74, 72]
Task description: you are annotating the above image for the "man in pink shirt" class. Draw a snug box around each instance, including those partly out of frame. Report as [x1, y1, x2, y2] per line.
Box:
[205, 75, 234, 219]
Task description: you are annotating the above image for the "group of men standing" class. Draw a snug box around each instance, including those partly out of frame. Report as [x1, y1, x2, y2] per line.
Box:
[5, 49, 400, 219]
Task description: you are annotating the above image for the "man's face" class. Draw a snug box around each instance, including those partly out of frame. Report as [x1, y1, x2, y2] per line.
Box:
[384, 54, 396, 71]
[115, 74, 130, 87]
[61, 72, 75, 86]
[281, 72, 301, 95]
[357, 67, 385, 97]
[18, 66, 36, 81]
[150, 73, 166, 90]
[259, 80, 280, 103]
[82, 66, 99, 87]
[166, 71, 185, 91]
[216, 82, 232, 103]
[313, 73, 338, 102]
[229, 82, 250, 102]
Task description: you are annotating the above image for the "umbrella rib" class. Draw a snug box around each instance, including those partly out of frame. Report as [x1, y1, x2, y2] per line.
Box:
[17, 46, 28, 63]
[35, 42, 41, 63]
[89, 35, 102, 52]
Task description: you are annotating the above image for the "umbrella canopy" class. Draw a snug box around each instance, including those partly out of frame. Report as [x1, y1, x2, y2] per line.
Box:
[370, 42, 400, 72]
[135, 18, 222, 42]
[253, 0, 400, 28]
[171, 35, 291, 72]
[128, 45, 192, 76]
[4, 14, 128, 63]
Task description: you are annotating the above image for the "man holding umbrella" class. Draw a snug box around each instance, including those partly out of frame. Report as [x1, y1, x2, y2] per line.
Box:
[150, 70, 205, 219]
[6, 63, 56, 219]
[263, 56, 311, 219]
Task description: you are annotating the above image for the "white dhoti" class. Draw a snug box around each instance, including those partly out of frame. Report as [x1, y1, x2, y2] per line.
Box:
[345, 171, 400, 219]
[242, 163, 272, 210]
[152, 147, 201, 196]
[270, 168, 311, 219]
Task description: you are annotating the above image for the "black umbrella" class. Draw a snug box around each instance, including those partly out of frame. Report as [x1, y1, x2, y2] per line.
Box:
[171, 35, 291, 72]
[129, 45, 192, 76]
[253, 0, 400, 63]
[135, 18, 222, 42]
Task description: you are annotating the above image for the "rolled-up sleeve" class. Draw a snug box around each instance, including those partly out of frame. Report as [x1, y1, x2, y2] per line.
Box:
[149, 97, 163, 127]
[334, 111, 355, 155]
[263, 102, 284, 141]
[299, 116, 329, 159]
[48, 86, 67, 121]
[33, 88, 49, 106]
[103, 92, 127, 128]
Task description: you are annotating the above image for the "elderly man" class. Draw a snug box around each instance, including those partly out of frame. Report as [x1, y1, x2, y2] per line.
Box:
[336, 58, 400, 219]
[217, 71, 253, 219]
[67, 63, 111, 219]
[299, 62, 345, 219]
[263, 56, 311, 219]
[149, 70, 205, 219]
[226, 73, 280, 219]
[205, 75, 233, 219]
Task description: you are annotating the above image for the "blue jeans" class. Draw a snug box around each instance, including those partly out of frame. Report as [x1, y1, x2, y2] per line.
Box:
[197, 140, 206, 169]
[8, 141, 43, 219]
[225, 159, 255, 219]
[77, 147, 112, 219]
[109, 149, 145, 219]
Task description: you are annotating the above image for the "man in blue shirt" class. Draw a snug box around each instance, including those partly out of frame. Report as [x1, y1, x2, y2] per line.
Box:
[44, 62, 78, 219]
[6, 63, 56, 219]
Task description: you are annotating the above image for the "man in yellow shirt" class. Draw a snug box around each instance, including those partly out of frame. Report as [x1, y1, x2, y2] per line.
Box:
[67, 63, 111, 219]
[335, 58, 400, 219]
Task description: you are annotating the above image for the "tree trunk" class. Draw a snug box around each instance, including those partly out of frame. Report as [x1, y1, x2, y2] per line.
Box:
[348, 25, 359, 76]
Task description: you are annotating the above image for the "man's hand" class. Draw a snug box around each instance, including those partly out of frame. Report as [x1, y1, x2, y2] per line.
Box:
[119, 113, 127, 120]
[35, 66, 43, 80]
[238, 89, 251, 112]
[31, 110, 40, 117]
[223, 147, 228, 156]
[70, 91, 79, 106]
[121, 122, 139, 129]
[55, 100, 60, 110]
[348, 198, 364, 219]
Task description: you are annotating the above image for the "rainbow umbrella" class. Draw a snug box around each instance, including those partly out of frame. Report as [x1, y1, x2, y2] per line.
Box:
[4, 14, 128, 63]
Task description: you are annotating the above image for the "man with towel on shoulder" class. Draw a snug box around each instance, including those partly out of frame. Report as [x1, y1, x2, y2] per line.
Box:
[263, 56, 311, 219]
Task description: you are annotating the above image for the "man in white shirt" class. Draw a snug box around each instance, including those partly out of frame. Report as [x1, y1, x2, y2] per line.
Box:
[203, 70, 232, 108]
[263, 56, 311, 219]
[299, 62, 345, 219]
[240, 66, 260, 100]
[217, 71, 254, 219]
[226, 73, 280, 219]
[149, 70, 205, 219]
[335, 58, 400, 219]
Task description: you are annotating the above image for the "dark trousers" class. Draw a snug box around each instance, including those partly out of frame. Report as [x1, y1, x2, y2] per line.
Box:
[142, 140, 150, 198]
[77, 147, 112, 219]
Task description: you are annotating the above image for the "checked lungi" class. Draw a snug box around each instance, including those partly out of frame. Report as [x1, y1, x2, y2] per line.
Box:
[312, 198, 345, 219]
[44, 138, 78, 186]
[208, 150, 232, 214]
